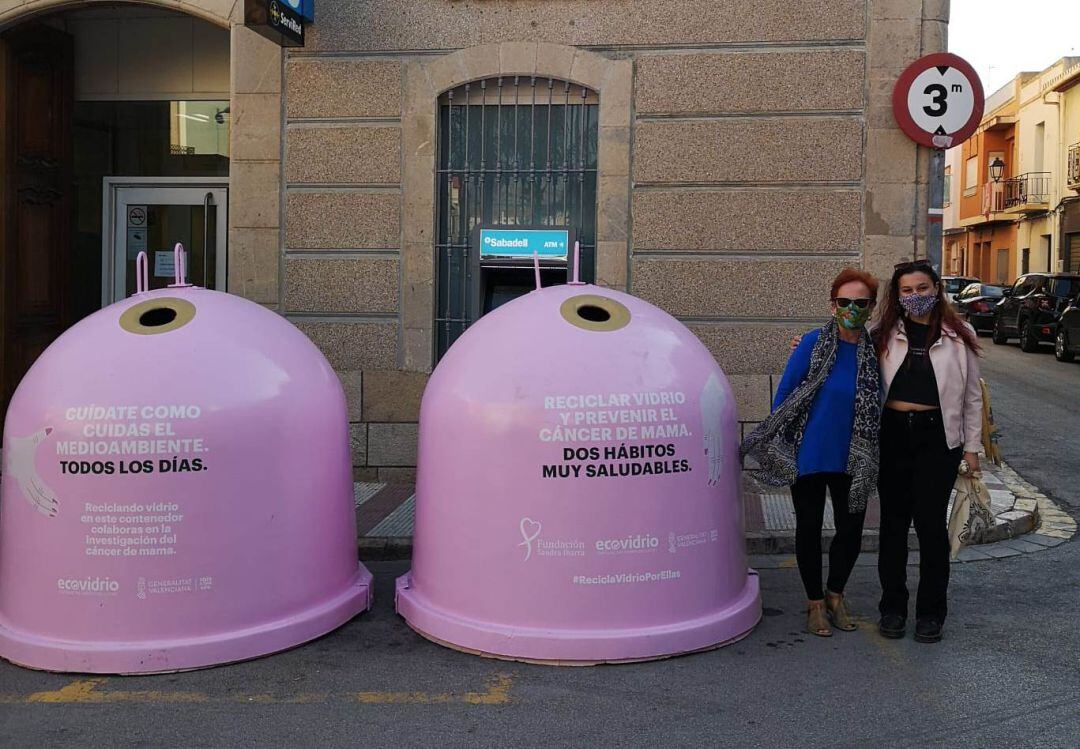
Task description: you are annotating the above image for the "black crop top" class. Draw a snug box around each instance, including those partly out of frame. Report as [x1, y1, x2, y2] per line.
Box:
[887, 321, 940, 407]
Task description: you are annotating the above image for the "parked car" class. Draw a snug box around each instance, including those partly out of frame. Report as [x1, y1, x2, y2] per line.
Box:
[1055, 292, 1080, 362]
[954, 282, 1005, 334]
[992, 273, 1080, 352]
[942, 275, 981, 304]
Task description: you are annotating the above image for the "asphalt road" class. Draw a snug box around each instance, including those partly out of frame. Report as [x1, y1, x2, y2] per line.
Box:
[0, 340, 1076, 749]
[976, 335, 1080, 511]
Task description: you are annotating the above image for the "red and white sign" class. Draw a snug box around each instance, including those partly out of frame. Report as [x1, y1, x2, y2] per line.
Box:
[892, 53, 984, 149]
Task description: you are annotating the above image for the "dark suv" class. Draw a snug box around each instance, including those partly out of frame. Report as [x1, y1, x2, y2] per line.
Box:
[1055, 292, 1080, 362]
[992, 273, 1080, 352]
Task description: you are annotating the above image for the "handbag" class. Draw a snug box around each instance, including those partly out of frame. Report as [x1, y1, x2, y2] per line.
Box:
[948, 459, 995, 559]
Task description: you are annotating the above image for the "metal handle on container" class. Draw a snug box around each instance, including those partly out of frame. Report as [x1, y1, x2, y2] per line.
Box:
[202, 191, 213, 288]
[135, 251, 149, 294]
[173, 242, 186, 286]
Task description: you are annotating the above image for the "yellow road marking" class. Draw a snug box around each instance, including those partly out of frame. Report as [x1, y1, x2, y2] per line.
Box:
[464, 673, 514, 704]
[855, 616, 905, 667]
[355, 673, 514, 705]
[355, 691, 453, 704]
[0, 673, 515, 706]
[25, 679, 206, 703]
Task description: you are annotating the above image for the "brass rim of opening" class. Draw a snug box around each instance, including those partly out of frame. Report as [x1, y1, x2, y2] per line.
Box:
[559, 294, 631, 332]
[119, 298, 197, 335]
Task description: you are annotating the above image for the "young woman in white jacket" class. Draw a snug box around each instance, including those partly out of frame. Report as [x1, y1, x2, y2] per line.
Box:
[873, 260, 983, 644]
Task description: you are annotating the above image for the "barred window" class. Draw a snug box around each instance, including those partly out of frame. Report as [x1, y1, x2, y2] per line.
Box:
[435, 76, 599, 359]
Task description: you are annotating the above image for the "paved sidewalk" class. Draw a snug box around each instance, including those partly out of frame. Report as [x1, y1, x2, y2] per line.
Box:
[354, 460, 1075, 559]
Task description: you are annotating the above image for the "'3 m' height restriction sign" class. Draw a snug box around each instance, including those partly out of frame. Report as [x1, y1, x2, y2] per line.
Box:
[892, 53, 984, 149]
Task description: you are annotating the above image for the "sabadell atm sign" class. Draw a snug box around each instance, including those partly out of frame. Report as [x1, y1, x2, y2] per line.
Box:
[479, 228, 570, 259]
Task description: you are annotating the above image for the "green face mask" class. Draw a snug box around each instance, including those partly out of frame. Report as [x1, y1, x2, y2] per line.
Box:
[834, 303, 871, 330]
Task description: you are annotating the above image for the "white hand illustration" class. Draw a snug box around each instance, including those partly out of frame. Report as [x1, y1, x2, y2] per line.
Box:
[700, 374, 726, 487]
[5, 427, 58, 517]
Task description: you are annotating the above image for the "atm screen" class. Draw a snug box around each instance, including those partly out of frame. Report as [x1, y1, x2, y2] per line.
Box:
[482, 268, 566, 313]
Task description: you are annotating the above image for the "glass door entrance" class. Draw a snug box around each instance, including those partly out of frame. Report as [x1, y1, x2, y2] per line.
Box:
[103, 178, 228, 304]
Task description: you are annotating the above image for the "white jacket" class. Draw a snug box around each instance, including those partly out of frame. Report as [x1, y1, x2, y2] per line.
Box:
[880, 320, 984, 453]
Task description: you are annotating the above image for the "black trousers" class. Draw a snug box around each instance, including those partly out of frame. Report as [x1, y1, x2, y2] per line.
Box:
[791, 473, 865, 601]
[877, 409, 964, 622]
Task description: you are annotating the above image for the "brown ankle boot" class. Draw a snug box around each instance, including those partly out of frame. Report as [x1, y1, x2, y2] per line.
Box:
[806, 600, 832, 637]
[825, 590, 857, 631]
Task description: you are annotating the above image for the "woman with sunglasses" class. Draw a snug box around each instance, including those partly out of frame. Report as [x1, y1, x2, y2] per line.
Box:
[742, 268, 881, 637]
[874, 260, 982, 644]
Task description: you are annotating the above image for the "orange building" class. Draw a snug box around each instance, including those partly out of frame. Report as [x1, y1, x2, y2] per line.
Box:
[951, 76, 1030, 285]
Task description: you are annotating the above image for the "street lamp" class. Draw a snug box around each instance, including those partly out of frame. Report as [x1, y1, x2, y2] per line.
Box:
[989, 157, 1005, 182]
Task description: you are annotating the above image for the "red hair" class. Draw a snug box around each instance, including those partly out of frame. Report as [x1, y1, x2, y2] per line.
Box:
[830, 267, 879, 300]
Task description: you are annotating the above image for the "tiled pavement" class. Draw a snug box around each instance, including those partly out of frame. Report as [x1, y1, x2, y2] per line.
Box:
[354, 459, 1075, 560]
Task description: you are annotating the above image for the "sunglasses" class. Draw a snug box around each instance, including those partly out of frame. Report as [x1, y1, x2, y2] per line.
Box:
[834, 297, 873, 309]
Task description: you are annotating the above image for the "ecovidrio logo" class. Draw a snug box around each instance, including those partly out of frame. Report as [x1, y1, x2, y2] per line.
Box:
[594, 534, 660, 554]
[56, 576, 120, 594]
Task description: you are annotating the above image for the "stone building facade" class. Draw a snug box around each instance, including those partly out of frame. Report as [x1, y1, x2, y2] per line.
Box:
[0, 0, 947, 480]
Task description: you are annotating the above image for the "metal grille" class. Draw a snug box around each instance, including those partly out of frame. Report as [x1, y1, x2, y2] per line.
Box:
[1003, 172, 1051, 208]
[435, 76, 599, 360]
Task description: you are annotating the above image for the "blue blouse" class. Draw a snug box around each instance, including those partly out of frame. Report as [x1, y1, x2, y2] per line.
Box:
[771, 329, 858, 477]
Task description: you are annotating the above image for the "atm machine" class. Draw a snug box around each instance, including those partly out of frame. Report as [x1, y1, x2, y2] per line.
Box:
[469, 225, 584, 318]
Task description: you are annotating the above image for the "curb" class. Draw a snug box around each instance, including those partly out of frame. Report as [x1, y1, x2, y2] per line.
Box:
[993, 459, 1076, 542]
[741, 458, 1042, 555]
[356, 460, 1069, 562]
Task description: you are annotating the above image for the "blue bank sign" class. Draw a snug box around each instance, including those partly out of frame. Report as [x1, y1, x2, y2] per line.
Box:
[479, 228, 570, 259]
[284, 0, 314, 22]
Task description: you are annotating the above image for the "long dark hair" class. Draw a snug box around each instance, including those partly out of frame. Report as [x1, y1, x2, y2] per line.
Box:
[872, 262, 981, 357]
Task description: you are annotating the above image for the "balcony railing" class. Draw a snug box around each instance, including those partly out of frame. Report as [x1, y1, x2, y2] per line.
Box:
[1003, 172, 1051, 210]
[1069, 143, 1080, 190]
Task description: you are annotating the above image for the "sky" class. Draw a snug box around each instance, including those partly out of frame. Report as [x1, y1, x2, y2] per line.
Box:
[949, 0, 1080, 96]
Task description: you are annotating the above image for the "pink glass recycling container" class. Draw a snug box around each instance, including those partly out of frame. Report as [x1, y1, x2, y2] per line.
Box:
[0, 253, 372, 673]
[397, 281, 761, 663]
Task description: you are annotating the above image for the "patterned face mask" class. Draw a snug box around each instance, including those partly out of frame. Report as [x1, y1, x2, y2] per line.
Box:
[834, 303, 872, 330]
[900, 291, 939, 317]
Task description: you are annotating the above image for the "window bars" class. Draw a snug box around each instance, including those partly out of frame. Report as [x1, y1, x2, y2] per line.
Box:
[434, 76, 600, 359]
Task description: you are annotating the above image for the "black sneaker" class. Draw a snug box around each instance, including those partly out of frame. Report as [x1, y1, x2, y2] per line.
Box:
[914, 617, 943, 643]
[878, 614, 906, 639]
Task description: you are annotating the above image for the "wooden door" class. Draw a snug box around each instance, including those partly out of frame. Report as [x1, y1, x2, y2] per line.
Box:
[0, 26, 74, 418]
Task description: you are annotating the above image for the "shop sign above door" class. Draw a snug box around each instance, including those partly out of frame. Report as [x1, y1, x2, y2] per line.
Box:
[478, 228, 570, 259]
[245, 0, 305, 47]
[892, 53, 984, 149]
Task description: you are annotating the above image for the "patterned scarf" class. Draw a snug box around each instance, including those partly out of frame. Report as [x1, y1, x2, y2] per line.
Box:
[740, 319, 881, 512]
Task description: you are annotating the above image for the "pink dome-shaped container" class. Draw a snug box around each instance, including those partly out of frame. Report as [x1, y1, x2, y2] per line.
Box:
[0, 271, 371, 673]
[396, 282, 761, 663]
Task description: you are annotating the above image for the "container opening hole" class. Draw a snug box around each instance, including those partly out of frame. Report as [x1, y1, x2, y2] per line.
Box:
[139, 307, 178, 327]
[577, 304, 611, 323]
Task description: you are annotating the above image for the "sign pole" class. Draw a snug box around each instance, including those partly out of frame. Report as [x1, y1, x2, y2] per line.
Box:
[927, 148, 945, 274]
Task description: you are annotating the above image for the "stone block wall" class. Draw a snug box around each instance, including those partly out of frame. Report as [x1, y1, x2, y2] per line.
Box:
[258, 0, 945, 477]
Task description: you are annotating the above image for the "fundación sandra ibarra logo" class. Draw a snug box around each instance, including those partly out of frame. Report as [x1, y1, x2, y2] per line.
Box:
[518, 517, 585, 561]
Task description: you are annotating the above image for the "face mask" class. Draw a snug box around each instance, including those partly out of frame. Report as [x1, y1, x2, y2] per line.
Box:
[900, 292, 938, 318]
[834, 303, 871, 330]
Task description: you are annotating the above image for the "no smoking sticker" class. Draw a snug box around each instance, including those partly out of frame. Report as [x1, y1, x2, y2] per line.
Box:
[893, 53, 984, 149]
[127, 206, 147, 228]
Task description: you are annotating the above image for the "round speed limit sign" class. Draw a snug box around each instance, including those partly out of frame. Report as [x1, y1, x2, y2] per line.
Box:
[892, 53, 984, 149]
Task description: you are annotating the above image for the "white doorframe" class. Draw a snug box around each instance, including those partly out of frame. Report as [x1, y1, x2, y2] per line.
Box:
[102, 177, 229, 305]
